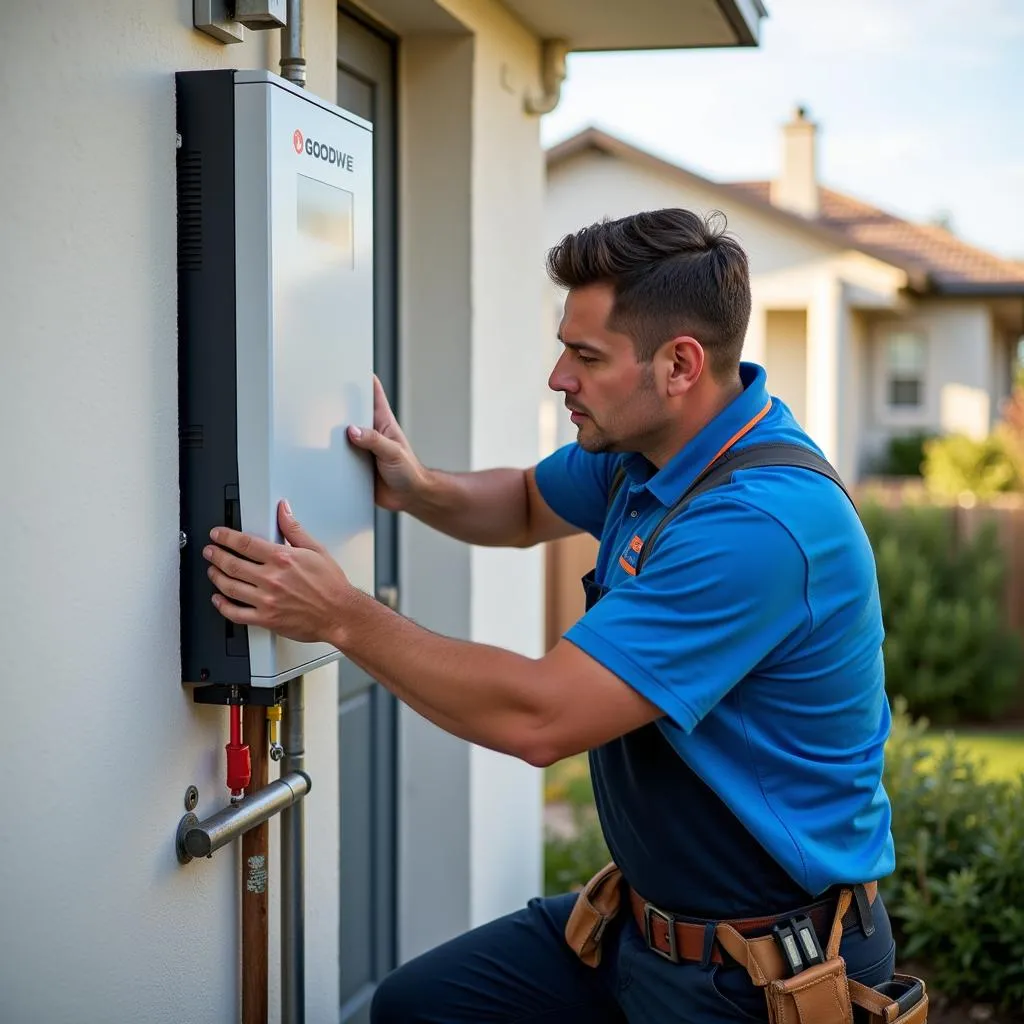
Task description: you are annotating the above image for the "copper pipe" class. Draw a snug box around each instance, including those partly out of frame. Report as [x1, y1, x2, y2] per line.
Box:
[242, 705, 270, 1024]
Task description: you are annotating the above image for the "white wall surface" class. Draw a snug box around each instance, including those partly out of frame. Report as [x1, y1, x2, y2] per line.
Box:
[1, 3, 268, 1021]
[847, 310, 873, 476]
[397, 29, 476, 961]
[867, 302, 994, 436]
[805, 275, 851, 475]
[0, 2, 379, 1021]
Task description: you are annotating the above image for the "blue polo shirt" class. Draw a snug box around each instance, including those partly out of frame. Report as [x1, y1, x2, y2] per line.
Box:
[535, 363, 894, 917]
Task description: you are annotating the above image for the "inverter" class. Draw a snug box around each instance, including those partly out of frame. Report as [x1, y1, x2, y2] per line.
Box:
[176, 69, 375, 700]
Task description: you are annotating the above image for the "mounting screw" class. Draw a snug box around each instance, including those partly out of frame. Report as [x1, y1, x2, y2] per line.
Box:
[270, 743, 285, 762]
[179, 531, 187, 550]
[175, 132, 182, 149]
[184, 785, 199, 812]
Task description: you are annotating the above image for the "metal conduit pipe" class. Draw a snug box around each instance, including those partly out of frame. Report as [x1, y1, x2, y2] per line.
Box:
[177, 771, 311, 861]
[279, 10, 308, 1021]
[279, 0, 306, 88]
[281, 674, 306, 1024]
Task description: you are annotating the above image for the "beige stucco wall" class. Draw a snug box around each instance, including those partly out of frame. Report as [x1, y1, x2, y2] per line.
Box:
[1, 0, 550, 1017]
[765, 310, 808, 426]
[362, 0, 547, 962]
[0, 4, 333, 1021]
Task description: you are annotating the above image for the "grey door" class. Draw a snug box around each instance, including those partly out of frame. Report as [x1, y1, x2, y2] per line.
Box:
[337, 8, 398, 1023]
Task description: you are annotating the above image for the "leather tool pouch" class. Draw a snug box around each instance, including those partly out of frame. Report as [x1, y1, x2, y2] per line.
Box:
[765, 957, 854, 1024]
[849, 975, 929, 1024]
[564, 861, 624, 967]
[761, 891, 928, 1024]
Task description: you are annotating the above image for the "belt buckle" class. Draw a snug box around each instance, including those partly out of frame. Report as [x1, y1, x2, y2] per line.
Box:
[642, 902, 680, 963]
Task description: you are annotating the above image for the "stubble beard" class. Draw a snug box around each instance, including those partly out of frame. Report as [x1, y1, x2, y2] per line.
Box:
[576, 418, 615, 454]
[576, 363, 659, 455]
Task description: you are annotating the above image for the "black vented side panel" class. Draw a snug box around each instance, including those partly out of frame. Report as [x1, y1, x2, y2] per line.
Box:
[176, 151, 203, 271]
[180, 424, 204, 448]
[175, 70, 250, 688]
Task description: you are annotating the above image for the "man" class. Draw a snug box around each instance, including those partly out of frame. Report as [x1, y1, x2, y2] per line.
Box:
[204, 209, 898, 1022]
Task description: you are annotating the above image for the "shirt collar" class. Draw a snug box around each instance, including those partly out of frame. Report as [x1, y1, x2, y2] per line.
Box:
[621, 362, 770, 508]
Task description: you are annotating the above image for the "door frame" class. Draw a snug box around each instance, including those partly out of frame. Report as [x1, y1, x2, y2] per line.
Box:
[337, 5, 400, 1017]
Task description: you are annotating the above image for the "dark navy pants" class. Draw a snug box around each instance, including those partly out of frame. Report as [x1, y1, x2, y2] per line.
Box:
[371, 890, 896, 1023]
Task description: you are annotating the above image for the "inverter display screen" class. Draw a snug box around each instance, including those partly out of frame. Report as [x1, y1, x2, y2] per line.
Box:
[297, 173, 353, 267]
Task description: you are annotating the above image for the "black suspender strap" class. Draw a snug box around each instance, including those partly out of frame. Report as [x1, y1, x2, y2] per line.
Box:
[608, 464, 628, 507]
[635, 442, 853, 574]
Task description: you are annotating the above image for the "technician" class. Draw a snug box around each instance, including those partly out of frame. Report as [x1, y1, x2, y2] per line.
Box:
[203, 208, 899, 1023]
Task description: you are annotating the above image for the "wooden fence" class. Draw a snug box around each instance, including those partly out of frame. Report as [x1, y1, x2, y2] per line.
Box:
[544, 487, 1024, 715]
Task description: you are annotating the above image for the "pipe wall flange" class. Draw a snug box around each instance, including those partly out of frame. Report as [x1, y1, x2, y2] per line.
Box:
[176, 812, 200, 865]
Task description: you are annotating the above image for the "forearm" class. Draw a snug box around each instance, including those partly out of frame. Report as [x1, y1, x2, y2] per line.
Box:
[405, 467, 532, 547]
[331, 589, 550, 762]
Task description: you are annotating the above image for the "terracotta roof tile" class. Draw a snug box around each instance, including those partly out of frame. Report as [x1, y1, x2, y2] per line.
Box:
[727, 181, 1024, 289]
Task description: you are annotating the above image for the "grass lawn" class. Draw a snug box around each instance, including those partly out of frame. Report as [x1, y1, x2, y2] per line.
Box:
[920, 729, 1024, 783]
[545, 729, 1024, 810]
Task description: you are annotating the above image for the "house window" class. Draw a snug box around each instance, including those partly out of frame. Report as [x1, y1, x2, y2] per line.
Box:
[886, 332, 926, 408]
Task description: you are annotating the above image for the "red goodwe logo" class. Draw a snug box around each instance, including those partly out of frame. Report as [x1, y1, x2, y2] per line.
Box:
[291, 129, 356, 171]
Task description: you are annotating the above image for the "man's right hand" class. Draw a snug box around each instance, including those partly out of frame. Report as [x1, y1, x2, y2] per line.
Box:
[348, 375, 426, 513]
[348, 375, 578, 548]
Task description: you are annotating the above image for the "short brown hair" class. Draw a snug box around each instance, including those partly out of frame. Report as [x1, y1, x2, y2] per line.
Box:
[546, 209, 751, 378]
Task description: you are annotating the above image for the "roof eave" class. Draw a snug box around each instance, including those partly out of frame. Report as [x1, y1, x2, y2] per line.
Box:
[548, 130, 1024, 295]
[718, 0, 769, 47]
[505, 0, 767, 53]
[548, 130, 925, 276]
[927, 281, 1024, 298]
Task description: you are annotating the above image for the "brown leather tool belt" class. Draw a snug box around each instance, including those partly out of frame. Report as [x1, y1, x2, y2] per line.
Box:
[566, 863, 928, 1023]
[628, 881, 879, 966]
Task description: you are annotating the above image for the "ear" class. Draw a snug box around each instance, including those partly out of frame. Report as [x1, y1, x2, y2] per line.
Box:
[662, 336, 705, 396]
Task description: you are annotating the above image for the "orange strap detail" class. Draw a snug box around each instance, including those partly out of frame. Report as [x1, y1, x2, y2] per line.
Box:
[703, 398, 772, 471]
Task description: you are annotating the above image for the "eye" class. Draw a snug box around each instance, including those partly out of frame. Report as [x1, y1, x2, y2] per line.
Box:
[577, 352, 598, 366]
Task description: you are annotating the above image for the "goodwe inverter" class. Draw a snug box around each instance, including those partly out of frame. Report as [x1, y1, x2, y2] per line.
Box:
[176, 69, 375, 702]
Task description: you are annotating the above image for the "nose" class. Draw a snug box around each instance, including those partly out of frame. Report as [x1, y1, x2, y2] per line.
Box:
[548, 350, 578, 395]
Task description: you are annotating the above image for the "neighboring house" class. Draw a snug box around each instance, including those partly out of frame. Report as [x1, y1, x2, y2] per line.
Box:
[0, 2, 766, 1022]
[544, 114, 1024, 484]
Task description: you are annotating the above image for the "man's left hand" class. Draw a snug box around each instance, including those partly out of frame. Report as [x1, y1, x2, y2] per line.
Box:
[203, 501, 352, 644]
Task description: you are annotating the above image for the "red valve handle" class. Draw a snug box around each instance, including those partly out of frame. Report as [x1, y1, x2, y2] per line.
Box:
[226, 704, 251, 795]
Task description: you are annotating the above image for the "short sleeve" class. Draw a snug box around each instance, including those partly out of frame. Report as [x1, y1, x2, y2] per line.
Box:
[535, 443, 619, 540]
[565, 497, 810, 731]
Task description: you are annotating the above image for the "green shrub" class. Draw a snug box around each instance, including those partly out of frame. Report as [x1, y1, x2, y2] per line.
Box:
[882, 700, 1024, 1012]
[880, 431, 934, 477]
[860, 502, 1022, 723]
[544, 807, 609, 896]
[922, 431, 1022, 499]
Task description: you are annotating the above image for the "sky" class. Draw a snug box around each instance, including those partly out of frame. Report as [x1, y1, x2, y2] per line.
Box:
[540, 0, 1024, 261]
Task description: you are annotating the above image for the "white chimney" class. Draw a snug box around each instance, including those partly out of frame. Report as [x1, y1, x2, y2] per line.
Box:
[770, 106, 819, 218]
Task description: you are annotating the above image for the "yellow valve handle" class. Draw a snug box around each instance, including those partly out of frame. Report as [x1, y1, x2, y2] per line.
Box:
[266, 705, 284, 760]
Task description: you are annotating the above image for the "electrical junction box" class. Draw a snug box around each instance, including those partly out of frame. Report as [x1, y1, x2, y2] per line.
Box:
[176, 69, 374, 698]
